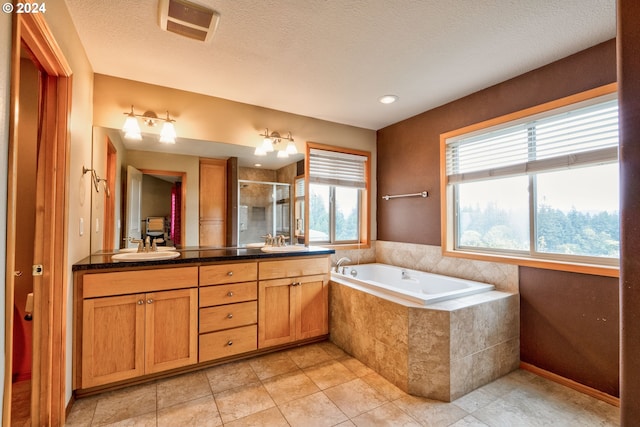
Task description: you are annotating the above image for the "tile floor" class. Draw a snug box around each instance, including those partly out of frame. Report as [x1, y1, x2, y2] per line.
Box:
[64, 341, 620, 427]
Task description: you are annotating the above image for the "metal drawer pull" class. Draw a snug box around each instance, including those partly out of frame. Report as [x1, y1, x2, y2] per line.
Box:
[137, 300, 144, 305]
[291, 281, 301, 286]
[147, 299, 154, 304]
[227, 291, 234, 297]
[227, 313, 233, 319]
[227, 271, 233, 276]
[227, 340, 233, 346]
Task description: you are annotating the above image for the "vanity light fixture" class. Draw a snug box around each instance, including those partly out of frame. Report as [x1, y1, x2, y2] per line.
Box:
[122, 105, 178, 144]
[255, 129, 297, 158]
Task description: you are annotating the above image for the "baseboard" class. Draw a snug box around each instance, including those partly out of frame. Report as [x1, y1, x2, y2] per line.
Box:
[519, 362, 619, 407]
[65, 394, 76, 419]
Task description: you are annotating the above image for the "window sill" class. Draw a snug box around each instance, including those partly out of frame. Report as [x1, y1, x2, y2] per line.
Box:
[313, 243, 371, 250]
[443, 248, 619, 278]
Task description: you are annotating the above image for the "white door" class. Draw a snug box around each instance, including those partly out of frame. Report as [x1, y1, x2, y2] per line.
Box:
[126, 165, 143, 247]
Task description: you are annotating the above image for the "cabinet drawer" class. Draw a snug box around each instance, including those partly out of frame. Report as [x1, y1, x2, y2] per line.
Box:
[83, 267, 198, 298]
[200, 301, 257, 333]
[199, 325, 257, 362]
[199, 282, 257, 307]
[259, 257, 329, 280]
[200, 262, 257, 285]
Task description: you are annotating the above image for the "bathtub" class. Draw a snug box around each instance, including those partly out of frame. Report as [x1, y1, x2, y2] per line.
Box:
[332, 263, 494, 305]
[329, 264, 519, 401]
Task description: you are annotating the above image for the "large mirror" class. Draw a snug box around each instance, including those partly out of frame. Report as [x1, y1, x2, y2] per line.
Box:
[90, 126, 304, 253]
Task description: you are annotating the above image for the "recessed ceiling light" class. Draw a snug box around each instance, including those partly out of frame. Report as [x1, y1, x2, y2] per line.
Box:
[378, 95, 398, 104]
[254, 163, 262, 167]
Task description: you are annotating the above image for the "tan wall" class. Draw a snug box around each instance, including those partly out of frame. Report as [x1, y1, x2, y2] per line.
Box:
[43, 2, 95, 406]
[140, 175, 173, 223]
[92, 75, 378, 241]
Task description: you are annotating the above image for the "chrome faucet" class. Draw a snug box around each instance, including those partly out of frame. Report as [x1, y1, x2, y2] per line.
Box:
[334, 257, 352, 273]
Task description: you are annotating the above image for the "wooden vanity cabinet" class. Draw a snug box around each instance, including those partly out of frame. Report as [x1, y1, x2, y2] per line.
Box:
[79, 267, 198, 389]
[76, 255, 331, 391]
[198, 262, 258, 362]
[258, 257, 330, 348]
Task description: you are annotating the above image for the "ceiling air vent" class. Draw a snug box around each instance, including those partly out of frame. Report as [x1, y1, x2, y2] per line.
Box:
[159, 0, 220, 42]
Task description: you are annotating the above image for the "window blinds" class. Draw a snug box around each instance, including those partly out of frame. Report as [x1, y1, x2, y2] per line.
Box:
[446, 98, 619, 184]
[308, 148, 367, 188]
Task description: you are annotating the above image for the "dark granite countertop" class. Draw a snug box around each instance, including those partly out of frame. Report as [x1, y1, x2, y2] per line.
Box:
[72, 246, 335, 272]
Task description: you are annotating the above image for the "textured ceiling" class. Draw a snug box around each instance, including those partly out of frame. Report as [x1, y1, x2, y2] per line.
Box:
[64, 0, 616, 130]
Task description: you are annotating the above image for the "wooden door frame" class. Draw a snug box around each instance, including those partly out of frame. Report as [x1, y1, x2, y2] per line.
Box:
[4, 12, 71, 427]
[103, 138, 117, 251]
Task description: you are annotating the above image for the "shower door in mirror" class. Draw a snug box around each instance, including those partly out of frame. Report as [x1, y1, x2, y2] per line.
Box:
[238, 180, 291, 247]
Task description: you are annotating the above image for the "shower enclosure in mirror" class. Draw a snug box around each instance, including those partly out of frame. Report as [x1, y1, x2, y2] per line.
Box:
[239, 180, 291, 247]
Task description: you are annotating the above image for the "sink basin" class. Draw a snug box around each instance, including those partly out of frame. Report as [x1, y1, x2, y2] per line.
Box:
[111, 251, 181, 262]
[118, 246, 177, 253]
[260, 245, 309, 253]
[245, 242, 266, 248]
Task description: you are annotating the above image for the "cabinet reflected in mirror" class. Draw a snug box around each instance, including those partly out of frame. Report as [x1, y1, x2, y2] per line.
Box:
[90, 126, 303, 254]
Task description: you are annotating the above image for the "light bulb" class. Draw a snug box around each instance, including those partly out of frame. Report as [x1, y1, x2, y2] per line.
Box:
[159, 121, 176, 144]
[261, 137, 274, 152]
[122, 114, 141, 140]
[285, 140, 297, 154]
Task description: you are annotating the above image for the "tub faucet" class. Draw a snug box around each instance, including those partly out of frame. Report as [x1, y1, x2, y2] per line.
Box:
[334, 257, 351, 273]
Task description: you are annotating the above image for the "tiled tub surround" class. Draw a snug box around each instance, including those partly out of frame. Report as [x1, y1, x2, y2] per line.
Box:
[331, 245, 377, 267]
[332, 241, 518, 294]
[330, 278, 519, 402]
[374, 241, 519, 293]
[333, 263, 496, 305]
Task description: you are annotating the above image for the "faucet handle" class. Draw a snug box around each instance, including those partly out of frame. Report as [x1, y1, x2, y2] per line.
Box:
[128, 237, 144, 253]
[151, 238, 164, 252]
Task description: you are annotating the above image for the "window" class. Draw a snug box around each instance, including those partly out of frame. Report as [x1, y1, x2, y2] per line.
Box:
[306, 143, 370, 245]
[442, 85, 619, 271]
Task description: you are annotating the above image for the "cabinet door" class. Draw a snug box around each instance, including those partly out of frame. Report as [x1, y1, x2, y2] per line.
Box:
[145, 288, 198, 374]
[296, 274, 329, 340]
[82, 294, 145, 388]
[258, 278, 296, 348]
